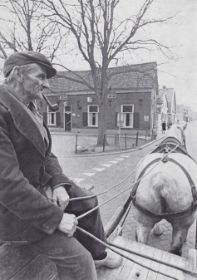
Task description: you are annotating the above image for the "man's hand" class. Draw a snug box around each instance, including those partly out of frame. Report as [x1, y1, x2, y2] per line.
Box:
[58, 213, 78, 237]
[53, 186, 70, 211]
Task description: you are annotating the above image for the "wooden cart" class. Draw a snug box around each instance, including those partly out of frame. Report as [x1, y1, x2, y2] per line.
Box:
[1, 235, 197, 280]
[97, 236, 197, 280]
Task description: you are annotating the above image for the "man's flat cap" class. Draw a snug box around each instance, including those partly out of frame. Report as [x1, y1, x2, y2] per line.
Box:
[3, 51, 57, 78]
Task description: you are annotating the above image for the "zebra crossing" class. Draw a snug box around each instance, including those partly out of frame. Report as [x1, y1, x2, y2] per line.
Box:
[70, 154, 130, 184]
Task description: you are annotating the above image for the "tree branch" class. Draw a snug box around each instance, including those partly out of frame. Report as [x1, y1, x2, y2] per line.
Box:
[0, 42, 8, 58]
[109, 0, 155, 61]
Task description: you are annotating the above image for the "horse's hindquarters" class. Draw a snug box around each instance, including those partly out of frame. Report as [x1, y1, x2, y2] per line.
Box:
[136, 153, 196, 214]
[134, 152, 197, 254]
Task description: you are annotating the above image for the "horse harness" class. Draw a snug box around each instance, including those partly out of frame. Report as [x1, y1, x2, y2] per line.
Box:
[130, 148, 197, 219]
[151, 136, 188, 155]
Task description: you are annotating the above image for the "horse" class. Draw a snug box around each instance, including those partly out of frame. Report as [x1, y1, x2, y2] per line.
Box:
[132, 123, 197, 255]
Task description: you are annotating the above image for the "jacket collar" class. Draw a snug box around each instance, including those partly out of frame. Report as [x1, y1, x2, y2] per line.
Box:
[0, 84, 49, 157]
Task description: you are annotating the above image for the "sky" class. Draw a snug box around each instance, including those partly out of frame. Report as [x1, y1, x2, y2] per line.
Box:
[142, 0, 197, 111]
[0, 0, 197, 110]
[122, 0, 197, 111]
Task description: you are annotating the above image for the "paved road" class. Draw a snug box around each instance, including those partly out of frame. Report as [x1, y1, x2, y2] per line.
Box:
[52, 121, 197, 257]
[52, 136, 159, 224]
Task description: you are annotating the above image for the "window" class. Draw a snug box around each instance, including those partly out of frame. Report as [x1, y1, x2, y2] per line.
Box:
[47, 106, 57, 126]
[88, 105, 99, 127]
[64, 105, 71, 112]
[117, 104, 134, 128]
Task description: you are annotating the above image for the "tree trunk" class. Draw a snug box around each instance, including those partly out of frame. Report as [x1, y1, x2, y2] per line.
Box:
[97, 97, 107, 146]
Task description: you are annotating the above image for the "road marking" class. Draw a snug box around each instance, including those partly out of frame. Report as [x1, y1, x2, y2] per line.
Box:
[92, 167, 105, 172]
[109, 160, 118, 164]
[83, 172, 95, 177]
[71, 178, 85, 184]
[121, 155, 129, 158]
[101, 164, 112, 167]
[115, 157, 124, 161]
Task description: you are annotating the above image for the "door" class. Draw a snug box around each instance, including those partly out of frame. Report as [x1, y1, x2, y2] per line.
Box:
[120, 104, 134, 128]
[65, 113, 71, 131]
[88, 105, 99, 127]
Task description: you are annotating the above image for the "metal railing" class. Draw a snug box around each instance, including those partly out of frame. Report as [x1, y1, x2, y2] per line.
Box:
[74, 131, 150, 154]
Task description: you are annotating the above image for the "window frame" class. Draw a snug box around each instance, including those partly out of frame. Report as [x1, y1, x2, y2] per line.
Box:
[120, 104, 134, 128]
[47, 105, 57, 126]
[88, 104, 99, 127]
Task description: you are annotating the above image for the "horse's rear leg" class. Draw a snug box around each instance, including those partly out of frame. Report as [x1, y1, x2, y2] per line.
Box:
[136, 223, 152, 243]
[134, 210, 158, 244]
[170, 226, 189, 255]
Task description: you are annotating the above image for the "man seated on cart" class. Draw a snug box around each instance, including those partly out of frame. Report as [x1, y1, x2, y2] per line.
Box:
[0, 51, 122, 280]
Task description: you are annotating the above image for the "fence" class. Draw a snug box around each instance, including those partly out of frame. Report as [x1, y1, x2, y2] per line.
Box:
[75, 131, 150, 154]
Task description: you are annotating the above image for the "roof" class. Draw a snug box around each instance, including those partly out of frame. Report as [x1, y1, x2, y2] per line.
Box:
[48, 62, 158, 95]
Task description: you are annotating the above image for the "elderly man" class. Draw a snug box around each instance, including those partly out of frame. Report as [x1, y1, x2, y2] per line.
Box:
[0, 51, 121, 280]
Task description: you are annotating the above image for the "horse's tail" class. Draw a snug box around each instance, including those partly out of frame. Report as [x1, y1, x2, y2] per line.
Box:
[151, 172, 174, 213]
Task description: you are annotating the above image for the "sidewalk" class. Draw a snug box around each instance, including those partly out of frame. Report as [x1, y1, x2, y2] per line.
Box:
[156, 129, 163, 140]
[51, 127, 164, 157]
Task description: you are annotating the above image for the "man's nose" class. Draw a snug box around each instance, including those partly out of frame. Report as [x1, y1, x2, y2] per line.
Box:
[42, 78, 49, 89]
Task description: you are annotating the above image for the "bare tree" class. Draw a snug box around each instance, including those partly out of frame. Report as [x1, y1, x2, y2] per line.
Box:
[7, 0, 168, 145]
[0, 0, 64, 61]
[42, 0, 172, 145]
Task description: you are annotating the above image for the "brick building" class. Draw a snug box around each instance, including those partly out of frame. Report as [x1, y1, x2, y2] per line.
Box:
[42, 62, 159, 133]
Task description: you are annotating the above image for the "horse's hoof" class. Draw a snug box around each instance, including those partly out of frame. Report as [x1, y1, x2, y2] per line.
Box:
[169, 249, 182, 256]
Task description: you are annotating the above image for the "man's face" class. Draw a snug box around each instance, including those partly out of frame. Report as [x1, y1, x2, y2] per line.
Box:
[21, 63, 49, 102]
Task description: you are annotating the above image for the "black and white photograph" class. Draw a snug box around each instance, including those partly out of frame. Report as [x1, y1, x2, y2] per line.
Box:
[0, 0, 197, 279]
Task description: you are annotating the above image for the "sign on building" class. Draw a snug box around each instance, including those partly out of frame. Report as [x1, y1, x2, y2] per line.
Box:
[107, 93, 117, 100]
[144, 115, 149, 122]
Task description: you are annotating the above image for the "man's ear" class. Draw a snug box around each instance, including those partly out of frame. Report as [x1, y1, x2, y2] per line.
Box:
[12, 66, 24, 83]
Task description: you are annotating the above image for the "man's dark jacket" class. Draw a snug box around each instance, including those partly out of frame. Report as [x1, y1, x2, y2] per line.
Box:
[0, 85, 71, 243]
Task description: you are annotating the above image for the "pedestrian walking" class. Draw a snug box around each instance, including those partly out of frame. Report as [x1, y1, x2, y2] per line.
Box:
[161, 121, 166, 134]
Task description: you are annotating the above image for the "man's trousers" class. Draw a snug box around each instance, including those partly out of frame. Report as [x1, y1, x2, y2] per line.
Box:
[29, 184, 106, 280]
